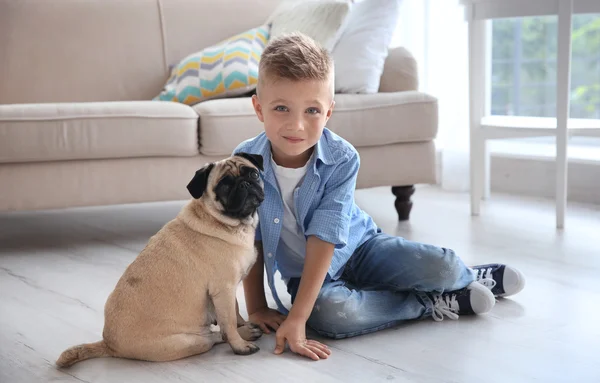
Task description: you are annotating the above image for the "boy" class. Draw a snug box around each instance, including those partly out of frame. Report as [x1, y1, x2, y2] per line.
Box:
[233, 33, 525, 361]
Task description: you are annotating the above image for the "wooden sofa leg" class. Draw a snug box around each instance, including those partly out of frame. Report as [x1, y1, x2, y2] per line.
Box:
[391, 186, 415, 221]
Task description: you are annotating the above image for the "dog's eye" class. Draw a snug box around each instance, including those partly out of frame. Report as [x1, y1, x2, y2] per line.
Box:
[250, 170, 259, 180]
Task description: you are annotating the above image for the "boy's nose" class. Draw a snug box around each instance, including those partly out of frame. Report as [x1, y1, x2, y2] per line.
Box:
[291, 119, 305, 131]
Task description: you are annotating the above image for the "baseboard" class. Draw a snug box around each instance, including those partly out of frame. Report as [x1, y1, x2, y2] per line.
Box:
[490, 155, 600, 205]
[434, 149, 600, 205]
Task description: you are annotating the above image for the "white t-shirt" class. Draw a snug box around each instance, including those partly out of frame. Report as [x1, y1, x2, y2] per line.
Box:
[271, 155, 310, 281]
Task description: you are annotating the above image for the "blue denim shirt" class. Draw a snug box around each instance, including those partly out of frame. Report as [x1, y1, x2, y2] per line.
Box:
[233, 128, 379, 313]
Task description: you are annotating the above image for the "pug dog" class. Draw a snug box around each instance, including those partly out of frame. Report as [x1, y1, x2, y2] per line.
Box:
[56, 152, 265, 368]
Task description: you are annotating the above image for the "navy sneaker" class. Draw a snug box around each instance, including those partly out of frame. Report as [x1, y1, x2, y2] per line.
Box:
[430, 282, 495, 322]
[472, 264, 526, 297]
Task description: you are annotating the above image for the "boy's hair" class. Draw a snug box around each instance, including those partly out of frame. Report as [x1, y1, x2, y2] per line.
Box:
[257, 32, 334, 95]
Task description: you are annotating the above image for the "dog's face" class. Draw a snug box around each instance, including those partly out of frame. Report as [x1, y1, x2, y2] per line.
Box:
[187, 153, 265, 221]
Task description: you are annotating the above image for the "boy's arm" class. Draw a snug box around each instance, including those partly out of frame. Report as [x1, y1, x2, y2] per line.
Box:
[244, 241, 287, 333]
[243, 241, 268, 315]
[273, 150, 360, 360]
[287, 236, 334, 322]
[244, 221, 266, 314]
[274, 236, 334, 361]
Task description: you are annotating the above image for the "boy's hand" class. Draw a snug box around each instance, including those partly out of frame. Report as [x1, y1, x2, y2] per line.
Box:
[249, 307, 287, 334]
[274, 317, 331, 361]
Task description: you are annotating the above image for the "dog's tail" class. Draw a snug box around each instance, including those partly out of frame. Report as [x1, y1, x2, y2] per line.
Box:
[56, 340, 112, 368]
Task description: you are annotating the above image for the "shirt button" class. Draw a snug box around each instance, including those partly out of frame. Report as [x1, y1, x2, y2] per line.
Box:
[267, 253, 273, 258]
[274, 218, 280, 224]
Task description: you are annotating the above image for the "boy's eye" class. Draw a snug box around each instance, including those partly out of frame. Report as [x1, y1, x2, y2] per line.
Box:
[306, 107, 320, 115]
[274, 105, 288, 112]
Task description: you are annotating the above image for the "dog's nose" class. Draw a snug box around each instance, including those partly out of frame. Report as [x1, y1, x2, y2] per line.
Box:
[240, 181, 250, 189]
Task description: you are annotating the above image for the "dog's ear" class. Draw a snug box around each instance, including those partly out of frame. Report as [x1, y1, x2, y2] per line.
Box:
[235, 152, 264, 171]
[187, 163, 215, 199]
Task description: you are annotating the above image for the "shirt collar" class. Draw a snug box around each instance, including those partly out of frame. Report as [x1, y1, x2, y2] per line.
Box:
[315, 129, 335, 165]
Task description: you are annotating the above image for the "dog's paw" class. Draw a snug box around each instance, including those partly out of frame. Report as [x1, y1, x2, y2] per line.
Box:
[238, 323, 263, 341]
[232, 341, 260, 356]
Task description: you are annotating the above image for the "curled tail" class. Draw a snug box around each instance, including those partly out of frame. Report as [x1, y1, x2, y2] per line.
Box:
[56, 340, 112, 368]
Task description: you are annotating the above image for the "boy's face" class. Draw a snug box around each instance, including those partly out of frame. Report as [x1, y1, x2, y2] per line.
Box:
[252, 76, 335, 168]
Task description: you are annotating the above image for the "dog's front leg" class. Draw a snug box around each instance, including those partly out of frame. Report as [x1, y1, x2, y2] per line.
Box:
[235, 298, 262, 342]
[236, 299, 246, 327]
[211, 287, 259, 355]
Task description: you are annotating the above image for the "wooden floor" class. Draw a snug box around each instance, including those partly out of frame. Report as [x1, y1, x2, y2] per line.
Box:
[1, 186, 599, 383]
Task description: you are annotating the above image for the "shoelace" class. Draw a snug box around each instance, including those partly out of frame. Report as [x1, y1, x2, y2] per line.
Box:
[475, 267, 497, 289]
[432, 294, 460, 322]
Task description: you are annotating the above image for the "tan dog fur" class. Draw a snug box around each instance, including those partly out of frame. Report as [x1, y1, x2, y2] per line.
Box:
[56, 156, 264, 367]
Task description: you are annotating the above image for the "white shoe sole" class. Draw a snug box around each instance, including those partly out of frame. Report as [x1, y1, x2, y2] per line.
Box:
[498, 265, 526, 297]
[467, 282, 496, 314]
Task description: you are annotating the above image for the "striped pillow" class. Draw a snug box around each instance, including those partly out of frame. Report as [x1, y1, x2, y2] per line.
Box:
[154, 25, 270, 106]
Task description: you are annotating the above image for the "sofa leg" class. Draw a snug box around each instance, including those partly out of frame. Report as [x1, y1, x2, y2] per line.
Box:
[391, 186, 415, 221]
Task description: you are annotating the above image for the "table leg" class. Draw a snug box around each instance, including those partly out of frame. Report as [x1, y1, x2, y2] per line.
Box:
[555, 0, 573, 229]
[482, 143, 491, 200]
[469, 19, 488, 215]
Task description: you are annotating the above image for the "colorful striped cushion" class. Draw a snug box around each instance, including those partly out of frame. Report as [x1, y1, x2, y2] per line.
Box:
[154, 25, 270, 106]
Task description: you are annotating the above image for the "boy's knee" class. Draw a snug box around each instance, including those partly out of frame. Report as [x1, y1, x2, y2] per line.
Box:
[307, 288, 363, 339]
[418, 247, 464, 290]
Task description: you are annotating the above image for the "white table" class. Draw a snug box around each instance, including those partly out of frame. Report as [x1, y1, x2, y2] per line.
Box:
[464, 0, 600, 229]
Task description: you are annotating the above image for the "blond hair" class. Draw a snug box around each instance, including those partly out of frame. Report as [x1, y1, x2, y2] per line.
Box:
[257, 32, 334, 95]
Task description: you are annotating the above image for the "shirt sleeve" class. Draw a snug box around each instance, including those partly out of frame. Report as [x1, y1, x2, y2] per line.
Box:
[305, 150, 359, 249]
[231, 143, 244, 157]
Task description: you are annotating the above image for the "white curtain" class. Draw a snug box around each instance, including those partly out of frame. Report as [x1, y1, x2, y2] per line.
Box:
[392, 0, 471, 192]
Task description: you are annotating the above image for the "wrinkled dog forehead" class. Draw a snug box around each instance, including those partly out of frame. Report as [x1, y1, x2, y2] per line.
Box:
[219, 158, 247, 177]
[213, 154, 263, 181]
[232, 152, 264, 172]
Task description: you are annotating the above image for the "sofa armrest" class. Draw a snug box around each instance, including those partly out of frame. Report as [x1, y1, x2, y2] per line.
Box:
[378, 46, 419, 93]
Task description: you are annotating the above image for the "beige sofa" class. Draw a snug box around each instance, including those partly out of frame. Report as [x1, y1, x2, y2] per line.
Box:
[0, 0, 438, 221]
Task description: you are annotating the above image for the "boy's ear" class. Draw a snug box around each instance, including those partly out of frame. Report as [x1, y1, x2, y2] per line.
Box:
[235, 152, 264, 171]
[187, 163, 215, 199]
[252, 94, 265, 122]
[325, 99, 335, 121]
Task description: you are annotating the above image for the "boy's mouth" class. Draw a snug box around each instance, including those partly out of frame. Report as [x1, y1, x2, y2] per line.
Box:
[283, 136, 304, 143]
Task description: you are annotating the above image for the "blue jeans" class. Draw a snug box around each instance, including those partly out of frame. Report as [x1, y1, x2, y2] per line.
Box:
[286, 232, 475, 339]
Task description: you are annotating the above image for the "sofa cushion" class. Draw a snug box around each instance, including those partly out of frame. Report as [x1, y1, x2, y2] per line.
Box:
[0, 101, 199, 164]
[154, 25, 270, 106]
[329, 92, 438, 146]
[267, 0, 351, 51]
[333, 0, 401, 94]
[193, 91, 438, 156]
[161, 0, 280, 73]
[0, 0, 167, 104]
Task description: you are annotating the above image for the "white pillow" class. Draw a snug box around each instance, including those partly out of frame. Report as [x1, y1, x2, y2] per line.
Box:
[332, 0, 401, 93]
[267, 0, 351, 51]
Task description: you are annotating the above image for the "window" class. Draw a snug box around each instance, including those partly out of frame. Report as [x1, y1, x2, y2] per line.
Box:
[489, 14, 600, 162]
[491, 14, 600, 119]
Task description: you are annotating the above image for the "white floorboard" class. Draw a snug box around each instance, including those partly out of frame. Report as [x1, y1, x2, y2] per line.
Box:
[1, 186, 599, 383]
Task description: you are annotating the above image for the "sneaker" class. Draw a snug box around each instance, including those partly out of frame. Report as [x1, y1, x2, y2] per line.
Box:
[430, 282, 495, 322]
[472, 264, 526, 297]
